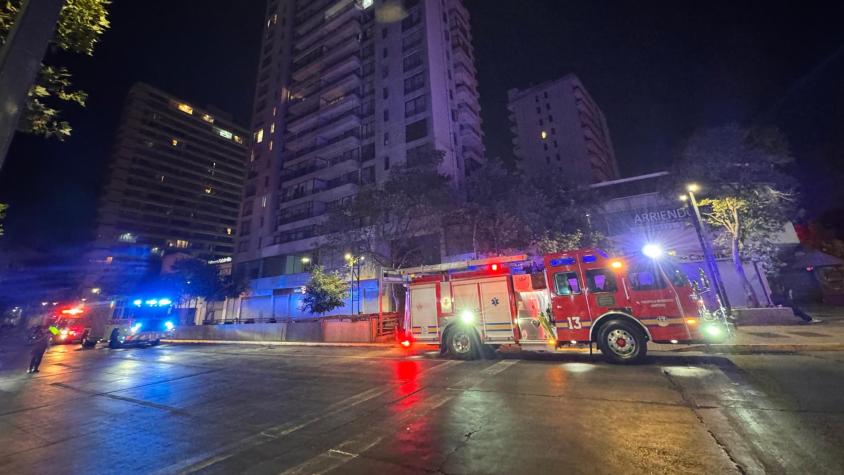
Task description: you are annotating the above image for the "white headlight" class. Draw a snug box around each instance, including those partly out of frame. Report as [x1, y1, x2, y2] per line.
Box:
[460, 310, 475, 324]
[642, 243, 663, 259]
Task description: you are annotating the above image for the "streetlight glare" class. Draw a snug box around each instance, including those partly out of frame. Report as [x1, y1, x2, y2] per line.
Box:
[344, 253, 352, 261]
[686, 183, 700, 193]
[301, 256, 311, 264]
[679, 194, 688, 201]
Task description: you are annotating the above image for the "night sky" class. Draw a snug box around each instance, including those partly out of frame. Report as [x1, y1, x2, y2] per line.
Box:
[1, 0, 843, 251]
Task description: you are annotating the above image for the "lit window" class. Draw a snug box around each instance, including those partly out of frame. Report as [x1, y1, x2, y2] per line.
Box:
[173, 240, 189, 249]
[268, 140, 274, 151]
[202, 114, 214, 123]
[270, 123, 275, 134]
[205, 187, 213, 194]
[171, 138, 179, 146]
[233, 135, 243, 144]
[541, 131, 548, 140]
[255, 128, 264, 143]
[226, 228, 232, 235]
[272, 106, 277, 116]
[261, 195, 268, 208]
[118, 233, 136, 243]
[215, 127, 233, 139]
[176, 103, 193, 115]
[105, 256, 113, 264]
[362, 0, 374, 9]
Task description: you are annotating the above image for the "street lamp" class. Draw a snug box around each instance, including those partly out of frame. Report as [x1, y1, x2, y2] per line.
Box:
[682, 183, 732, 315]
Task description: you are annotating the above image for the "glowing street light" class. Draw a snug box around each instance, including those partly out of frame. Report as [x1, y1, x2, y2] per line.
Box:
[686, 183, 700, 193]
[642, 244, 663, 259]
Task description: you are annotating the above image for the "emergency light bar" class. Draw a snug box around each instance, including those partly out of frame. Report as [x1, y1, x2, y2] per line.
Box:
[398, 254, 529, 275]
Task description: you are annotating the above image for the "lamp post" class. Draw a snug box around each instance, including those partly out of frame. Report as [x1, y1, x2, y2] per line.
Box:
[681, 184, 732, 315]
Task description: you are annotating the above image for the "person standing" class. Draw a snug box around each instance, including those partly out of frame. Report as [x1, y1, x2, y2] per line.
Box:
[28, 326, 51, 373]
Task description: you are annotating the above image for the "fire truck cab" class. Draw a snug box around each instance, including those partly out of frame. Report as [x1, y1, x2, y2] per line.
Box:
[402, 248, 729, 364]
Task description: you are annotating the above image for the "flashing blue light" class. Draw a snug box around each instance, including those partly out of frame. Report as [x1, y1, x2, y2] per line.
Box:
[145, 299, 159, 306]
[582, 255, 597, 263]
[164, 321, 174, 330]
[642, 243, 663, 259]
[158, 298, 172, 306]
[133, 299, 142, 307]
[596, 249, 609, 258]
[550, 257, 576, 267]
[131, 323, 142, 333]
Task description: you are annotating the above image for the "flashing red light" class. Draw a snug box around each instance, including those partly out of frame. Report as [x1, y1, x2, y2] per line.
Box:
[490, 264, 499, 271]
[61, 307, 84, 316]
[400, 340, 411, 348]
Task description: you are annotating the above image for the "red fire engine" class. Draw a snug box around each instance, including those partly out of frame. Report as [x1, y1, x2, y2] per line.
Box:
[400, 247, 729, 364]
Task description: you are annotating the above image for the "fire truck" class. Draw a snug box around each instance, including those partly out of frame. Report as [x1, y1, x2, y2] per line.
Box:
[400, 246, 730, 364]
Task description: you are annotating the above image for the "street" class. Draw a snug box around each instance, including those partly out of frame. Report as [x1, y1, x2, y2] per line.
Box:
[0, 342, 843, 475]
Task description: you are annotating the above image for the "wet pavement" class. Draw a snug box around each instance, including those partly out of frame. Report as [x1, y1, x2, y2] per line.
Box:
[0, 341, 842, 474]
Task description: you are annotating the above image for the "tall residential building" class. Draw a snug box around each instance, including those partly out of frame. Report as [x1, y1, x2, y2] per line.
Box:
[86, 83, 248, 293]
[507, 74, 619, 183]
[236, 0, 483, 281]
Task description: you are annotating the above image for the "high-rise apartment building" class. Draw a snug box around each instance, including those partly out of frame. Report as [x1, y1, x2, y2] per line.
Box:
[507, 74, 618, 183]
[237, 0, 483, 281]
[86, 83, 248, 292]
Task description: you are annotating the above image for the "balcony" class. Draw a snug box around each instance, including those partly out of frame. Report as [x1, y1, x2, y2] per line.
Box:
[278, 201, 327, 226]
[455, 83, 480, 110]
[281, 149, 361, 184]
[287, 128, 360, 162]
[285, 109, 362, 151]
[459, 124, 483, 149]
[287, 95, 319, 117]
[281, 171, 359, 204]
[287, 93, 361, 135]
[296, 9, 360, 53]
[295, 0, 359, 43]
[320, 54, 361, 85]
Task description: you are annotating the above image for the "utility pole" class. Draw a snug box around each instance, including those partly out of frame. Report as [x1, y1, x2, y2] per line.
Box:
[0, 0, 65, 171]
[683, 184, 732, 315]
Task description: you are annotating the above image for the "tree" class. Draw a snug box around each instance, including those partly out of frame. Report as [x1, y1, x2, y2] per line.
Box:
[323, 147, 455, 270]
[161, 258, 243, 301]
[671, 124, 797, 307]
[0, 203, 7, 237]
[0, 0, 110, 139]
[302, 266, 347, 316]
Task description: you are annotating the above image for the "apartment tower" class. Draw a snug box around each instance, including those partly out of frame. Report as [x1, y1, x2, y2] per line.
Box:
[508, 74, 618, 183]
[236, 0, 483, 282]
[86, 83, 248, 293]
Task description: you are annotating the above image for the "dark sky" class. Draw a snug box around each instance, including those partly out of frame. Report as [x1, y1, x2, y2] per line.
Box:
[2, 0, 843, 251]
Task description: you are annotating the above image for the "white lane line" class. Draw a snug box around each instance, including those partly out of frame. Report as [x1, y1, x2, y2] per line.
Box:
[159, 359, 463, 475]
[278, 360, 518, 475]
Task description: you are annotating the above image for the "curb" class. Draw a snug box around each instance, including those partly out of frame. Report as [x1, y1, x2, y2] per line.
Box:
[662, 343, 844, 354]
[162, 339, 394, 348]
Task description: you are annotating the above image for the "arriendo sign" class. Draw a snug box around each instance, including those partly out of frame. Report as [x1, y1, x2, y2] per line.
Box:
[632, 207, 691, 225]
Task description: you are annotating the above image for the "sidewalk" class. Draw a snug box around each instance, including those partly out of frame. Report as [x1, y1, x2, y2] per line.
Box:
[661, 306, 844, 354]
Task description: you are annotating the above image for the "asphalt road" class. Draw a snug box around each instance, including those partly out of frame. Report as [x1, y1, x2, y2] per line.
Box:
[0, 341, 842, 474]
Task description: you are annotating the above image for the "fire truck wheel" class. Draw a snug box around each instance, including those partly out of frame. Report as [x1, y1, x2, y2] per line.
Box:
[108, 329, 121, 349]
[447, 328, 479, 360]
[596, 319, 647, 364]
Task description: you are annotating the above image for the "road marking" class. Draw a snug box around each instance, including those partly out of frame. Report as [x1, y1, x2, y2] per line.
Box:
[278, 360, 518, 475]
[161, 359, 464, 475]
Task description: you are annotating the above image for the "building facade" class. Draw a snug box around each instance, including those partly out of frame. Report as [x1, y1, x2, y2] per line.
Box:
[508, 74, 618, 183]
[236, 0, 484, 283]
[86, 83, 248, 293]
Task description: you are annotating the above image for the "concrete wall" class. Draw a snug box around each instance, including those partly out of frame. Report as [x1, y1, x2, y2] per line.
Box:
[285, 320, 322, 342]
[174, 323, 287, 342]
[322, 318, 374, 343]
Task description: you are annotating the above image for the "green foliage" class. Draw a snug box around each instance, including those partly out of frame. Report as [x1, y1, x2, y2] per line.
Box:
[324, 147, 455, 269]
[0, 0, 110, 139]
[671, 124, 797, 306]
[0, 202, 7, 237]
[302, 266, 348, 315]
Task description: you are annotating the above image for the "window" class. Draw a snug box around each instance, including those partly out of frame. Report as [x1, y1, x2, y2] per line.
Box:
[628, 266, 666, 291]
[544, 91, 548, 98]
[383, 109, 390, 121]
[382, 47, 388, 58]
[383, 87, 389, 99]
[403, 51, 423, 71]
[540, 131, 548, 140]
[585, 269, 617, 293]
[255, 128, 264, 143]
[383, 132, 390, 145]
[554, 272, 582, 296]
[384, 155, 390, 170]
[402, 29, 423, 51]
[536, 107, 541, 114]
[404, 72, 425, 94]
[382, 28, 388, 38]
[404, 95, 426, 117]
[402, 8, 421, 31]
[176, 103, 193, 115]
[548, 115, 554, 122]
[118, 233, 136, 243]
[405, 118, 427, 142]
[174, 240, 190, 249]
[382, 65, 389, 78]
